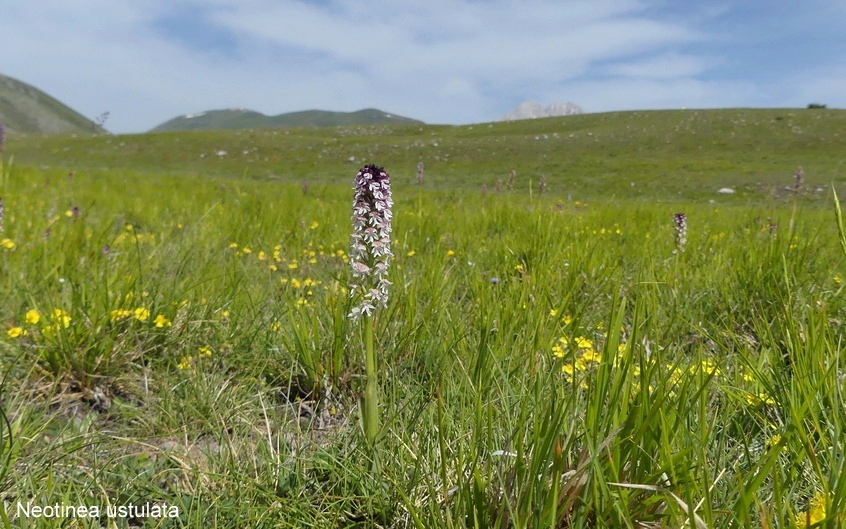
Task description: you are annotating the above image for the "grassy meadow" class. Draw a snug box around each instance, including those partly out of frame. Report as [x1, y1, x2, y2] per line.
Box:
[2, 108, 846, 528]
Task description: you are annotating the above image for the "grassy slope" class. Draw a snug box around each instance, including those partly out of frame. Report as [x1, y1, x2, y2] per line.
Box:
[2, 108, 846, 528]
[0, 74, 103, 134]
[9, 108, 846, 202]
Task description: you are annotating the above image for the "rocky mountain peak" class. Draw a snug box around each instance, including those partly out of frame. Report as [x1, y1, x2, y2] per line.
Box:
[499, 101, 583, 121]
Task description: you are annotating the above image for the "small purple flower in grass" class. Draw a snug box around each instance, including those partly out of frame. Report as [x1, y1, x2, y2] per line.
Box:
[349, 164, 393, 319]
[673, 213, 687, 253]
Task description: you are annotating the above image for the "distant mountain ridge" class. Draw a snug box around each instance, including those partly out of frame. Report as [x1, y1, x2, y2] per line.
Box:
[499, 102, 583, 121]
[0, 73, 105, 134]
[150, 107, 424, 132]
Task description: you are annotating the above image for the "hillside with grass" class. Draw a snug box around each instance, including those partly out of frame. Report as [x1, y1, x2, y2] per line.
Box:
[7, 107, 846, 202]
[0, 73, 105, 134]
[2, 107, 846, 527]
[149, 107, 424, 132]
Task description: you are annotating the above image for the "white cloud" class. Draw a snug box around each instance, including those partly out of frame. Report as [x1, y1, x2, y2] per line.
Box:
[206, 0, 699, 81]
[782, 65, 846, 109]
[600, 53, 717, 80]
[558, 77, 763, 113]
[0, 0, 842, 132]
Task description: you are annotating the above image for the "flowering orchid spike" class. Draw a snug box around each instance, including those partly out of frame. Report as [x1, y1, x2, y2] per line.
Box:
[349, 164, 393, 319]
[673, 213, 687, 253]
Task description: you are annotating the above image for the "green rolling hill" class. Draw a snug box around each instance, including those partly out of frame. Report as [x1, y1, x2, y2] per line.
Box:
[150, 107, 424, 132]
[0, 73, 105, 135]
[6, 107, 845, 202]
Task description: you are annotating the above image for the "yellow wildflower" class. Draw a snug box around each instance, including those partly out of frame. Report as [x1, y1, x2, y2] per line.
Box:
[52, 309, 71, 328]
[698, 358, 721, 376]
[796, 493, 828, 528]
[576, 336, 593, 349]
[552, 344, 565, 358]
[667, 367, 683, 385]
[562, 315, 573, 325]
[575, 350, 601, 371]
[177, 356, 192, 370]
[153, 314, 172, 328]
[7, 327, 27, 338]
[744, 392, 775, 406]
[110, 309, 132, 321]
[1, 238, 15, 250]
[25, 310, 41, 325]
[288, 261, 299, 270]
[765, 434, 785, 452]
[407, 250, 416, 257]
[309, 220, 319, 229]
[760, 392, 777, 407]
[133, 307, 149, 321]
[580, 349, 602, 364]
[447, 250, 455, 257]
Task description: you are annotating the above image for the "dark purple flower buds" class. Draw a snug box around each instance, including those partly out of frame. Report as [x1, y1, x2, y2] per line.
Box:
[673, 213, 687, 253]
[349, 164, 393, 319]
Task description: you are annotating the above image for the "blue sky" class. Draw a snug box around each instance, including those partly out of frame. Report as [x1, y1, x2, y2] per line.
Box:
[1, 0, 844, 133]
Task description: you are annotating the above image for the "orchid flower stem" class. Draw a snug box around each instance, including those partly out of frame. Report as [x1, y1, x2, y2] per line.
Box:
[363, 312, 379, 444]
